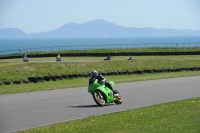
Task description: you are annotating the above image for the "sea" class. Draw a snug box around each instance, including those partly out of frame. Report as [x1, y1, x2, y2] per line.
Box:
[0, 36, 200, 55]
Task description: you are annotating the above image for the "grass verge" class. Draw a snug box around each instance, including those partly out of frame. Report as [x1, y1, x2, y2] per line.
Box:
[0, 55, 200, 81]
[1, 71, 200, 95]
[17, 97, 200, 133]
[3, 47, 200, 58]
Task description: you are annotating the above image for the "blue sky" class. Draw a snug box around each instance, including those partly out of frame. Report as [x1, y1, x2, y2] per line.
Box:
[0, 0, 200, 33]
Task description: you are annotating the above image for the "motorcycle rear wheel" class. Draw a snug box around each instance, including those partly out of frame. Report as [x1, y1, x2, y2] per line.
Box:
[93, 91, 106, 106]
[114, 90, 123, 104]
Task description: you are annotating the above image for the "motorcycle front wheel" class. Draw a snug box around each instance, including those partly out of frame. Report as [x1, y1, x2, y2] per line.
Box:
[92, 91, 106, 106]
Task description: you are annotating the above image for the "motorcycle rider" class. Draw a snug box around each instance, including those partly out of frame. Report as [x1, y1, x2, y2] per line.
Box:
[89, 70, 117, 95]
[23, 54, 28, 61]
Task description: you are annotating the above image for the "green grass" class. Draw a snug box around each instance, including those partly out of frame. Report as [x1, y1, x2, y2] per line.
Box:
[1, 71, 200, 95]
[1, 55, 200, 63]
[2, 47, 200, 58]
[0, 55, 200, 81]
[18, 97, 200, 133]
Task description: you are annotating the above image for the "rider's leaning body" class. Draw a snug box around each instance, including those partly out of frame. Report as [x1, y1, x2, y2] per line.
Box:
[88, 70, 116, 94]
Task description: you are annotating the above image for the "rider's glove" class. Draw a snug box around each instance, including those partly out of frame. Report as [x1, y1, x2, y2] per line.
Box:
[98, 78, 106, 84]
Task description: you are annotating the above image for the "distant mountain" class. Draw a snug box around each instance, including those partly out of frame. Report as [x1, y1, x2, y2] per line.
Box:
[0, 28, 26, 38]
[1, 19, 200, 38]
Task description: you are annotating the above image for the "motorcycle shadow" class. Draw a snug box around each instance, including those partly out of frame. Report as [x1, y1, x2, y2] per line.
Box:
[70, 104, 114, 108]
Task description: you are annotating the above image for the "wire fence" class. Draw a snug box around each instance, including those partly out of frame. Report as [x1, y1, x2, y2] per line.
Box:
[0, 42, 200, 56]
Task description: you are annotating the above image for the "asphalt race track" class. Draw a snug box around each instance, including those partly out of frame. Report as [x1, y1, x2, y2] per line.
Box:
[0, 76, 200, 133]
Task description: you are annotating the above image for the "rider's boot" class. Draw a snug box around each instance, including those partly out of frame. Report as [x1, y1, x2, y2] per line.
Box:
[114, 93, 119, 97]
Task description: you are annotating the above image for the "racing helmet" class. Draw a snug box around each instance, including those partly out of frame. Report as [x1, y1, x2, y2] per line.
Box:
[90, 70, 98, 78]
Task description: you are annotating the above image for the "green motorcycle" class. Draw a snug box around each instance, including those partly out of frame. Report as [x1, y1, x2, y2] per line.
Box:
[88, 80, 123, 106]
